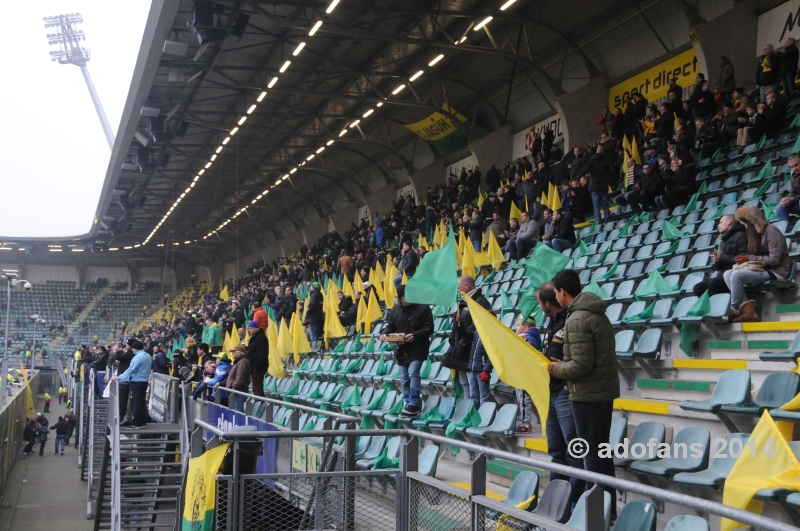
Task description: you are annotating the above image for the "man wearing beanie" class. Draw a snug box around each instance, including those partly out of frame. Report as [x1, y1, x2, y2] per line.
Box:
[252, 301, 269, 332]
[380, 286, 433, 417]
[226, 344, 251, 412]
[246, 320, 269, 397]
[304, 282, 324, 343]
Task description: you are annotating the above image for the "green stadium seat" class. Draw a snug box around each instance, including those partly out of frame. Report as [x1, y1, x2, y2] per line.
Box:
[599, 282, 616, 300]
[629, 427, 710, 475]
[664, 515, 709, 531]
[626, 261, 645, 279]
[614, 421, 665, 468]
[643, 231, 662, 246]
[465, 403, 517, 437]
[619, 248, 635, 263]
[680, 370, 751, 413]
[663, 272, 706, 298]
[617, 301, 647, 327]
[357, 436, 400, 470]
[418, 444, 440, 478]
[693, 234, 715, 251]
[612, 500, 657, 531]
[650, 296, 697, 326]
[610, 416, 627, 447]
[351, 359, 375, 381]
[455, 402, 497, 434]
[412, 396, 456, 427]
[676, 293, 731, 324]
[565, 490, 612, 531]
[428, 398, 471, 430]
[355, 435, 386, 462]
[347, 387, 375, 415]
[625, 300, 672, 327]
[500, 471, 539, 511]
[611, 280, 636, 302]
[752, 259, 797, 291]
[615, 329, 636, 355]
[531, 479, 572, 523]
[719, 372, 800, 416]
[784, 492, 800, 510]
[760, 331, 800, 362]
[386, 396, 440, 425]
[423, 365, 450, 387]
[363, 391, 399, 418]
[673, 433, 750, 488]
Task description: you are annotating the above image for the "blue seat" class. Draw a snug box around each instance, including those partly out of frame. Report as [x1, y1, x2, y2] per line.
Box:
[411, 396, 456, 427]
[664, 515, 709, 531]
[616, 328, 662, 360]
[500, 471, 539, 511]
[464, 403, 518, 438]
[673, 433, 751, 488]
[612, 500, 657, 531]
[629, 427, 710, 476]
[614, 422, 665, 468]
[680, 370, 751, 413]
[565, 490, 612, 531]
[418, 444, 440, 477]
[719, 372, 800, 416]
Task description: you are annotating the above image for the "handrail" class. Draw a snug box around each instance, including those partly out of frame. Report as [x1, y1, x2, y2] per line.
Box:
[85, 369, 96, 518]
[107, 378, 120, 531]
[211, 385, 360, 423]
[192, 416, 800, 531]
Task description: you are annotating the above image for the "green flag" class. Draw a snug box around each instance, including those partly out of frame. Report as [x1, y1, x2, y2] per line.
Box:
[755, 133, 767, 150]
[341, 386, 361, 412]
[525, 243, 570, 284]
[518, 285, 539, 321]
[445, 402, 482, 455]
[500, 290, 513, 309]
[663, 219, 689, 240]
[679, 291, 711, 356]
[343, 357, 363, 374]
[698, 180, 708, 194]
[792, 135, 800, 154]
[755, 175, 774, 198]
[583, 280, 605, 298]
[622, 301, 656, 323]
[594, 261, 619, 282]
[589, 246, 610, 267]
[684, 193, 699, 213]
[635, 270, 672, 300]
[375, 352, 387, 376]
[760, 201, 779, 222]
[757, 159, 774, 180]
[711, 148, 722, 163]
[405, 224, 458, 308]
[639, 211, 653, 222]
[572, 240, 592, 261]
[420, 357, 432, 379]
[383, 402, 406, 430]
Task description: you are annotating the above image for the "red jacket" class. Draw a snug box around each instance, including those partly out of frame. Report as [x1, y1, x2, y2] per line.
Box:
[252, 307, 269, 332]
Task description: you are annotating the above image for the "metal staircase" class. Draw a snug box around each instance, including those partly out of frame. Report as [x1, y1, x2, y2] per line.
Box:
[86, 395, 108, 518]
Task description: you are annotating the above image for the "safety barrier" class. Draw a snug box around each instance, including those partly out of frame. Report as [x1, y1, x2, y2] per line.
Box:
[0, 370, 38, 497]
[190, 387, 800, 531]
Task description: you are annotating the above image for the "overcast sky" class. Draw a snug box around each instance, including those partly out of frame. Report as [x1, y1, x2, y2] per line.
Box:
[0, 1, 152, 239]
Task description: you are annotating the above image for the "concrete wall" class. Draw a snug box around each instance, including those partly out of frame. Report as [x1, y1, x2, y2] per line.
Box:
[328, 203, 361, 234]
[555, 76, 609, 149]
[302, 216, 330, 248]
[470, 123, 513, 172]
[364, 185, 398, 225]
[408, 159, 448, 198]
[693, 0, 759, 92]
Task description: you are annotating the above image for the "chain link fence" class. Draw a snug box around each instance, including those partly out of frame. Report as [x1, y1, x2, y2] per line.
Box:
[215, 475, 232, 531]
[407, 477, 471, 531]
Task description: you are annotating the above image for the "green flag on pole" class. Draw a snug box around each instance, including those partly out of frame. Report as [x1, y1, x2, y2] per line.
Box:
[405, 223, 459, 308]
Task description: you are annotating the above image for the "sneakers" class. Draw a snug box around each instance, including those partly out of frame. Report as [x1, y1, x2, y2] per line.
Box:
[399, 405, 421, 417]
[515, 425, 531, 433]
[120, 421, 133, 427]
[61, 452, 64, 455]
[132, 424, 147, 429]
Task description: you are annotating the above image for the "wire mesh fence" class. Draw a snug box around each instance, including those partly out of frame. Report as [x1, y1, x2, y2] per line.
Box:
[215, 475, 232, 531]
[408, 477, 471, 531]
[237, 472, 398, 531]
[475, 503, 544, 531]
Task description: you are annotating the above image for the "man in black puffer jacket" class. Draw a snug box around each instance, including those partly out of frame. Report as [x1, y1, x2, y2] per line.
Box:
[245, 321, 269, 397]
[380, 286, 433, 417]
[456, 276, 494, 408]
[693, 215, 748, 297]
[579, 145, 612, 225]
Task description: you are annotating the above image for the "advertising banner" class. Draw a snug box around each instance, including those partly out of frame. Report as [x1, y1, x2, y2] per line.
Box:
[405, 105, 487, 154]
[511, 113, 565, 160]
[608, 48, 699, 109]
[757, 0, 800, 56]
[204, 402, 277, 474]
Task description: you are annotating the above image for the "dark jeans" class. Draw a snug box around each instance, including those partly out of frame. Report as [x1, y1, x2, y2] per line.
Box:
[614, 190, 642, 214]
[546, 388, 585, 503]
[507, 238, 536, 262]
[118, 382, 130, 419]
[692, 275, 729, 297]
[23, 437, 35, 454]
[65, 426, 74, 446]
[130, 381, 149, 426]
[783, 72, 797, 101]
[251, 368, 265, 397]
[572, 400, 616, 514]
[591, 192, 610, 224]
[39, 440, 46, 456]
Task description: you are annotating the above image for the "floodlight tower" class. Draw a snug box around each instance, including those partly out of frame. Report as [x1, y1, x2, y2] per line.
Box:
[44, 14, 115, 150]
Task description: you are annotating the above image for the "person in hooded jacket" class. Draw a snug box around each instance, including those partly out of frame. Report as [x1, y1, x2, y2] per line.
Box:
[303, 282, 324, 342]
[548, 269, 620, 519]
[724, 207, 792, 322]
[455, 276, 495, 408]
[693, 215, 748, 297]
[91, 346, 110, 398]
[192, 352, 232, 406]
[246, 321, 269, 396]
[579, 145, 612, 225]
[515, 317, 541, 433]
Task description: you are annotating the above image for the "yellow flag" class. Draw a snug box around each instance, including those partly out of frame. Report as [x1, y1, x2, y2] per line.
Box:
[374, 262, 385, 283]
[477, 192, 484, 207]
[487, 231, 505, 271]
[419, 234, 430, 251]
[365, 288, 382, 334]
[219, 285, 229, 301]
[277, 318, 292, 360]
[353, 271, 363, 294]
[323, 288, 347, 348]
[302, 294, 310, 320]
[369, 267, 379, 292]
[19, 364, 35, 419]
[525, 195, 529, 213]
[630, 138, 642, 165]
[509, 201, 523, 224]
[480, 230, 486, 252]
[461, 241, 477, 278]
[674, 113, 681, 131]
[383, 261, 398, 304]
[290, 312, 312, 364]
[182, 443, 230, 530]
[402, 270, 408, 285]
[244, 328, 250, 345]
[342, 275, 354, 298]
[266, 315, 284, 378]
[549, 182, 562, 211]
[722, 412, 800, 531]
[523, 169, 529, 181]
[464, 295, 550, 435]
[356, 294, 367, 333]
[432, 224, 442, 250]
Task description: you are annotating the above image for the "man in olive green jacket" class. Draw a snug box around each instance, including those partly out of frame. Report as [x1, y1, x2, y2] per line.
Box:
[549, 269, 619, 517]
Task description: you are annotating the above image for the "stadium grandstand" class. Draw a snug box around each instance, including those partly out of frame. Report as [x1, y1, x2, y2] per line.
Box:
[7, 0, 800, 530]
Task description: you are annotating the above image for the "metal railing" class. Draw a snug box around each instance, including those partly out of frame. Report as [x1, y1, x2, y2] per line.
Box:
[106, 379, 121, 531]
[85, 369, 96, 518]
[191, 394, 800, 531]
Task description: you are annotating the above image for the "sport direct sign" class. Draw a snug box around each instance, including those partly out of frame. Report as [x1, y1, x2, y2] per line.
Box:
[757, 0, 800, 56]
[608, 48, 699, 109]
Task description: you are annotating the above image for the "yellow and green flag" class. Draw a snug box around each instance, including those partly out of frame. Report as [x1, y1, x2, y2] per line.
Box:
[19, 364, 35, 419]
[182, 443, 230, 531]
[266, 315, 284, 378]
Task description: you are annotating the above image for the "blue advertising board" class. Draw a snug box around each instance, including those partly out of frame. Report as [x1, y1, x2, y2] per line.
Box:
[204, 402, 278, 474]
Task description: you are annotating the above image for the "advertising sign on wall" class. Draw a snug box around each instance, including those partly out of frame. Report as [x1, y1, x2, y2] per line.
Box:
[511, 113, 565, 160]
[608, 48, 699, 109]
[204, 402, 278, 474]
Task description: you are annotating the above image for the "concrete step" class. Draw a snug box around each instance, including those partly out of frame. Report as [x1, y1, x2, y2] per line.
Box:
[707, 339, 790, 360]
[776, 304, 800, 321]
[637, 378, 714, 401]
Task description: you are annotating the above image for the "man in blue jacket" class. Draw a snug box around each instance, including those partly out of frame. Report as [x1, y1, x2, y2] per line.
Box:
[153, 343, 170, 375]
[113, 340, 152, 428]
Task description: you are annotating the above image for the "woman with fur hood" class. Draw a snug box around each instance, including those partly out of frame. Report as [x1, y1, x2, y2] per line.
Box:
[723, 206, 791, 322]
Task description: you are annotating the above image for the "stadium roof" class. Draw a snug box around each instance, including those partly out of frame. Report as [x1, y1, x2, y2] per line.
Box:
[50, 0, 724, 260]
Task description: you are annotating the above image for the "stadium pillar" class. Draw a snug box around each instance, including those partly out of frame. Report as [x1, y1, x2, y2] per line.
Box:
[129, 265, 139, 289]
[328, 203, 361, 234]
[77, 263, 85, 289]
[469, 123, 513, 173]
[691, 0, 758, 93]
[407, 160, 448, 202]
[554, 76, 609, 151]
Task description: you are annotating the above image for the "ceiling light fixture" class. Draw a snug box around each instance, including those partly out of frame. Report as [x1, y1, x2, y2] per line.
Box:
[428, 54, 444, 66]
[309, 21, 323, 36]
[409, 70, 423, 81]
[500, 0, 516, 9]
[306, 154, 315, 161]
[205, 162, 212, 169]
[459, 35, 467, 43]
[210, 154, 217, 161]
[326, 140, 334, 146]
[376, 102, 384, 107]
[316, 146, 325, 153]
[257, 91, 267, 102]
[325, 0, 340, 13]
[339, 129, 348, 136]
[238, 116, 247, 125]
[230, 127, 239, 135]
[268, 77, 278, 88]
[247, 104, 257, 114]
[474, 16, 493, 30]
[293, 42, 305, 56]
[222, 136, 231, 144]
[363, 109, 374, 117]
[349, 119, 360, 127]
[279, 60, 291, 73]
[392, 85, 405, 94]
[290, 168, 297, 173]
[215, 145, 223, 153]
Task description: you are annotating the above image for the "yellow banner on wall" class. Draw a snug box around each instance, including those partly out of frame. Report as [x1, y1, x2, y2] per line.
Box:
[404, 104, 468, 142]
[608, 48, 699, 109]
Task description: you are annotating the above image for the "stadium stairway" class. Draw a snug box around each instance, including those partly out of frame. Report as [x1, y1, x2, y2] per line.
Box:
[47, 287, 112, 354]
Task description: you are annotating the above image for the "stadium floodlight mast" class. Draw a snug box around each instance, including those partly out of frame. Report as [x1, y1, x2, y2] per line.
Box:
[1, 271, 32, 407]
[44, 14, 115, 150]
